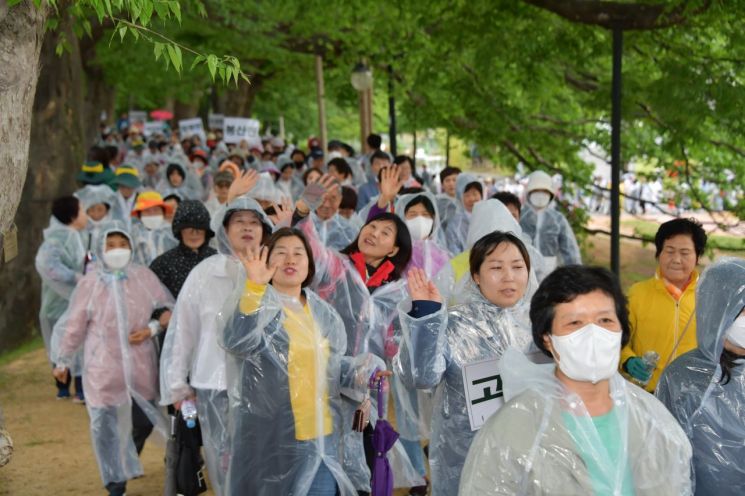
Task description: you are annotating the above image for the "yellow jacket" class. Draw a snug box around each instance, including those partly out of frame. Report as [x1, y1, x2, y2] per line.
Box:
[621, 269, 698, 391]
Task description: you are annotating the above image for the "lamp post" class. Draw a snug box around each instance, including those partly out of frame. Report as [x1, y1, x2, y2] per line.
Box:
[388, 64, 397, 156]
[351, 62, 373, 152]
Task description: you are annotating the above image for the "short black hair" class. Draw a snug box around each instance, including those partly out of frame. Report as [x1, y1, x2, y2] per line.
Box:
[393, 155, 413, 167]
[265, 227, 316, 288]
[340, 212, 412, 282]
[654, 218, 707, 260]
[163, 194, 182, 204]
[367, 134, 382, 149]
[327, 157, 352, 179]
[280, 163, 294, 173]
[51, 196, 80, 225]
[370, 150, 391, 167]
[491, 191, 522, 215]
[464, 181, 483, 196]
[291, 149, 306, 160]
[404, 194, 435, 218]
[469, 231, 530, 277]
[340, 186, 358, 210]
[166, 163, 186, 180]
[530, 265, 630, 358]
[439, 166, 461, 184]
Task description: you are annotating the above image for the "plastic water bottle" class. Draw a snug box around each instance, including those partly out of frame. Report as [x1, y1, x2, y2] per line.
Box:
[635, 351, 660, 387]
[181, 399, 198, 429]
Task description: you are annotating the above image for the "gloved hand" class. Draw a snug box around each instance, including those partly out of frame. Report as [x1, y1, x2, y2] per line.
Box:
[624, 357, 652, 381]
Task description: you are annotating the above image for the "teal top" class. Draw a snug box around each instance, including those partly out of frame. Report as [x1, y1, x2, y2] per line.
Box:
[562, 408, 635, 496]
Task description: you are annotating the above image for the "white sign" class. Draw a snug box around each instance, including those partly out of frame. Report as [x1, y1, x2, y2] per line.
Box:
[143, 121, 165, 137]
[462, 358, 504, 431]
[208, 113, 224, 130]
[223, 117, 260, 144]
[128, 110, 147, 124]
[179, 118, 206, 142]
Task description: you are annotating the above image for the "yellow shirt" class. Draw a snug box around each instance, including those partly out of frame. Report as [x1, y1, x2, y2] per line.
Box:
[452, 250, 471, 283]
[240, 281, 333, 441]
[621, 269, 698, 391]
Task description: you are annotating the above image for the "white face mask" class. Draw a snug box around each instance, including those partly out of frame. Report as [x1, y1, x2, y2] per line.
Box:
[102, 248, 131, 270]
[529, 191, 552, 209]
[726, 315, 745, 348]
[141, 214, 164, 230]
[405, 216, 434, 241]
[550, 323, 622, 384]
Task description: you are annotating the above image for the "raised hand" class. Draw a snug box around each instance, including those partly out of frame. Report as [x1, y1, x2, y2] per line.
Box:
[268, 197, 294, 227]
[238, 246, 278, 285]
[297, 173, 339, 213]
[377, 165, 403, 208]
[406, 267, 442, 303]
[227, 169, 260, 203]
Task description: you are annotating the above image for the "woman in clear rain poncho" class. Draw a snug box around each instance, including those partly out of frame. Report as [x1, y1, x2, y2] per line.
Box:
[35, 196, 88, 400]
[75, 184, 118, 265]
[396, 231, 538, 496]
[290, 175, 416, 492]
[50, 221, 174, 496]
[519, 170, 581, 271]
[657, 257, 745, 495]
[157, 162, 204, 201]
[220, 228, 388, 496]
[160, 177, 274, 495]
[444, 173, 483, 254]
[459, 266, 693, 495]
[436, 199, 547, 307]
[130, 191, 179, 266]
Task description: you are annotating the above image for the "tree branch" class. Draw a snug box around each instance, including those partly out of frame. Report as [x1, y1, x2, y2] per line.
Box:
[521, 0, 713, 30]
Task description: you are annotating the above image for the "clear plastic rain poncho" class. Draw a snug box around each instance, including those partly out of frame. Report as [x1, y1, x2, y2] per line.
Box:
[310, 211, 359, 251]
[131, 219, 178, 266]
[50, 221, 173, 487]
[444, 173, 480, 254]
[157, 162, 204, 201]
[295, 217, 422, 491]
[159, 195, 273, 495]
[435, 193, 458, 232]
[34, 216, 85, 361]
[459, 347, 693, 495]
[520, 202, 581, 269]
[396, 272, 537, 495]
[390, 192, 451, 447]
[249, 172, 287, 204]
[435, 199, 544, 306]
[656, 257, 745, 495]
[75, 184, 118, 258]
[219, 279, 385, 495]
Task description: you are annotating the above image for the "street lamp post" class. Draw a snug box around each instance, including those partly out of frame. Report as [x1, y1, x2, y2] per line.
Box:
[351, 62, 373, 152]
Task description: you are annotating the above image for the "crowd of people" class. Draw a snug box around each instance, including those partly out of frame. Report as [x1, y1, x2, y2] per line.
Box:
[33, 125, 744, 496]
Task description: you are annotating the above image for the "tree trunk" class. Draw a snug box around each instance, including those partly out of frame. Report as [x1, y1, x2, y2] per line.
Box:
[0, 0, 47, 237]
[80, 27, 116, 138]
[0, 9, 86, 352]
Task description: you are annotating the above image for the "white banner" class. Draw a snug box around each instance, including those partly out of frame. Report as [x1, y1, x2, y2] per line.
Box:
[208, 113, 224, 130]
[179, 118, 206, 142]
[128, 110, 147, 124]
[223, 117, 260, 144]
[143, 121, 165, 137]
[461, 358, 504, 431]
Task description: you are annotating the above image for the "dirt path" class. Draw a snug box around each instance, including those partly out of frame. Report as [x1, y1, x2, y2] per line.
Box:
[0, 347, 191, 496]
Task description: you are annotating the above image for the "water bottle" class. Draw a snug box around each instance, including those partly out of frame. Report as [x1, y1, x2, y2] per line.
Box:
[634, 351, 660, 387]
[181, 399, 198, 429]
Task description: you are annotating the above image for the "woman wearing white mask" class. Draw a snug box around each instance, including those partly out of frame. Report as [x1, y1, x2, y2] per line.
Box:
[396, 232, 537, 496]
[51, 221, 174, 496]
[519, 170, 581, 270]
[657, 257, 745, 495]
[130, 191, 178, 266]
[460, 266, 693, 495]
